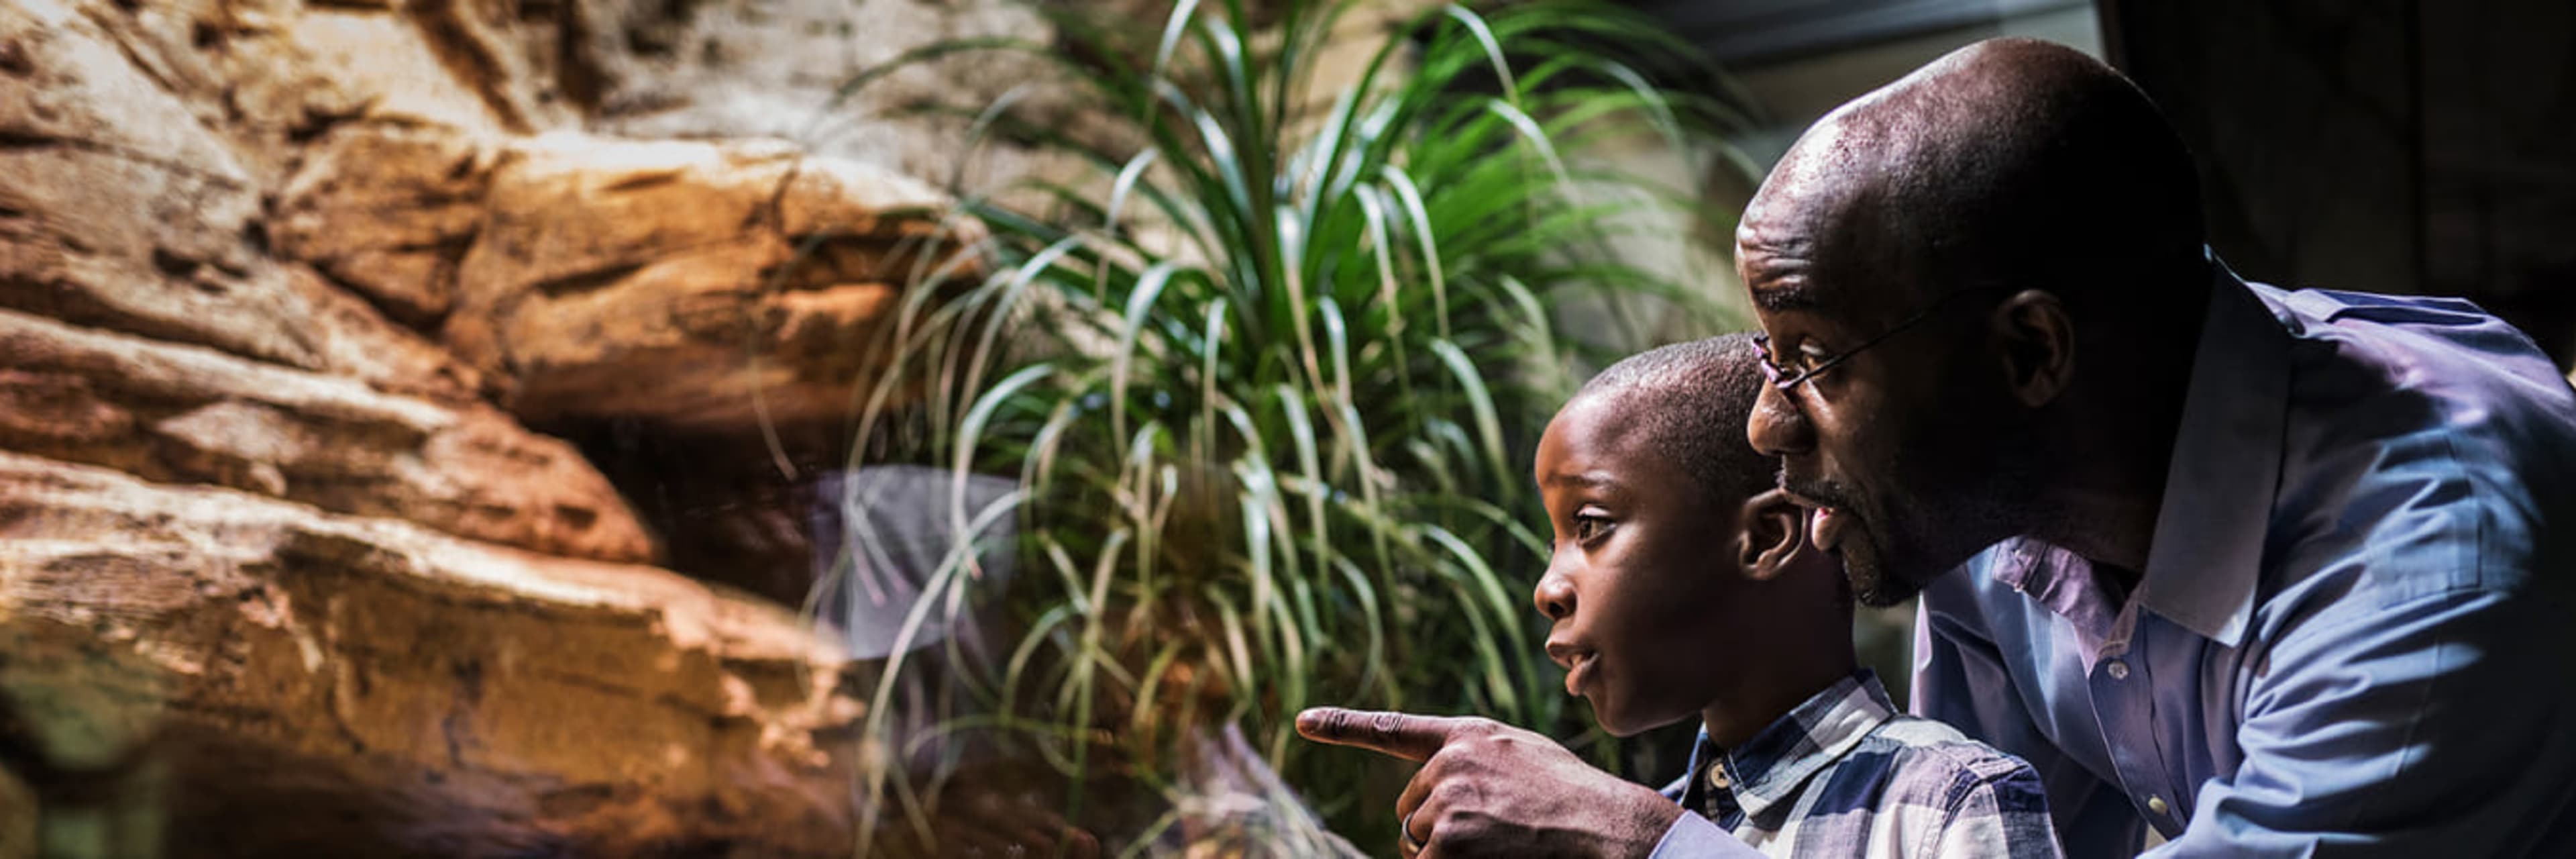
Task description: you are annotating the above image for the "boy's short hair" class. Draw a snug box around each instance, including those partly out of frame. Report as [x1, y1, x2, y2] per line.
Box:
[1576, 333, 1774, 507]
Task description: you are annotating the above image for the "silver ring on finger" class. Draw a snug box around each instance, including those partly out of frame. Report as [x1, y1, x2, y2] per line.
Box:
[1401, 807, 1428, 853]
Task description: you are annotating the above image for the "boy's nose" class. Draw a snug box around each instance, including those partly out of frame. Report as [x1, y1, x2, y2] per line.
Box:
[1533, 574, 1576, 621]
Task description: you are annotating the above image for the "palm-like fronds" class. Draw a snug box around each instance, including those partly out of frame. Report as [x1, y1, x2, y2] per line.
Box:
[826, 1, 1748, 852]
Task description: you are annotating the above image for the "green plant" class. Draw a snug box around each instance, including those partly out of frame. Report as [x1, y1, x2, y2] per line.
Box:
[824, 0, 1748, 852]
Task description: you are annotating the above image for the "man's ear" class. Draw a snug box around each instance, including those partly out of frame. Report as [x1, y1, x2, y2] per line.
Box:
[1735, 489, 1807, 582]
[1989, 289, 2076, 408]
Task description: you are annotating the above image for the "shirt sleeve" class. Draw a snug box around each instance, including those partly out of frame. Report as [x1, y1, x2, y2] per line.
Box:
[1646, 813, 1766, 859]
[1658, 771, 1689, 803]
[2151, 585, 2576, 858]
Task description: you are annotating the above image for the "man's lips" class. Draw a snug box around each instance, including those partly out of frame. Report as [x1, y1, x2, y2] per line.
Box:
[1811, 506, 1849, 553]
[1776, 485, 1853, 554]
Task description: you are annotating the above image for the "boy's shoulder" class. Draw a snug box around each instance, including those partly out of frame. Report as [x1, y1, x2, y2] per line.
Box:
[1788, 714, 2058, 858]
[1654, 699, 2061, 858]
[1841, 713, 2047, 809]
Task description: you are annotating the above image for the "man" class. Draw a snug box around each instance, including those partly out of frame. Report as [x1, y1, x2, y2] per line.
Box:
[1300, 36, 2576, 858]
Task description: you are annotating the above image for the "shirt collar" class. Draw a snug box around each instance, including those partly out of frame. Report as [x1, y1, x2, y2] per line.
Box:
[1693, 669, 1900, 819]
[2133, 255, 2292, 648]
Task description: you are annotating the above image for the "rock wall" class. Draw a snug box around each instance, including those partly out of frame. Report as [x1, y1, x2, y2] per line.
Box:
[0, 0, 1040, 854]
[0, 452, 861, 857]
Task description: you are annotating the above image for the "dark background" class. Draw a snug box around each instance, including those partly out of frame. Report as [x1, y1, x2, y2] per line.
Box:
[1639, 0, 2576, 364]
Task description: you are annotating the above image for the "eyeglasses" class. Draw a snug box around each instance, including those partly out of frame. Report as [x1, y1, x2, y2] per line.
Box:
[1751, 286, 2009, 391]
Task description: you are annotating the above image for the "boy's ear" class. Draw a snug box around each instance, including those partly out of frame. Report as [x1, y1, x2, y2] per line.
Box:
[1734, 488, 1807, 582]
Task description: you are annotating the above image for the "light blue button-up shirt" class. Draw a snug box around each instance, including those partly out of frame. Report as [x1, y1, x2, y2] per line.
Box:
[1913, 262, 2576, 857]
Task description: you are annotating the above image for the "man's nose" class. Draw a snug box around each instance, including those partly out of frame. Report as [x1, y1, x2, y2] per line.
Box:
[1533, 572, 1576, 621]
[1748, 383, 1815, 457]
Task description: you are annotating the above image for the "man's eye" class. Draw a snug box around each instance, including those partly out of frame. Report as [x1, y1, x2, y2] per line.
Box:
[1796, 343, 1834, 372]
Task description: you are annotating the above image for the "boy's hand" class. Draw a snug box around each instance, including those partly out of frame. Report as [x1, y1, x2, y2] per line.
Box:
[1295, 707, 1683, 858]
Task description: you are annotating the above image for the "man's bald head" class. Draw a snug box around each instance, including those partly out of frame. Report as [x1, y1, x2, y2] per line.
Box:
[1735, 40, 2214, 603]
[1742, 38, 2204, 321]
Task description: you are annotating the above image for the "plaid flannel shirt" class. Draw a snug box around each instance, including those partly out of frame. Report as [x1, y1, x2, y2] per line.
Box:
[1650, 670, 2062, 859]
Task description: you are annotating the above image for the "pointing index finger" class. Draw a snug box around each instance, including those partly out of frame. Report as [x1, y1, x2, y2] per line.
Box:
[1295, 707, 1473, 762]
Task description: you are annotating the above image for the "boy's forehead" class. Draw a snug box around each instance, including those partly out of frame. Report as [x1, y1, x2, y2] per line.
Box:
[1546, 390, 1662, 468]
[1587, 374, 1699, 421]
[1561, 387, 1647, 431]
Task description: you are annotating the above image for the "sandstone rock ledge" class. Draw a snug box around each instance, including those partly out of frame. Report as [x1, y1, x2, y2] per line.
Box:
[0, 309, 653, 565]
[0, 453, 868, 858]
[282, 125, 987, 435]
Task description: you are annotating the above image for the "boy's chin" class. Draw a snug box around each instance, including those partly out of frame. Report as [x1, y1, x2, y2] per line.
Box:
[1585, 695, 1685, 738]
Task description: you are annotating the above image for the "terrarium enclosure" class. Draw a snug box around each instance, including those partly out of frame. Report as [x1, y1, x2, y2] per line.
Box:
[19, 0, 2573, 854]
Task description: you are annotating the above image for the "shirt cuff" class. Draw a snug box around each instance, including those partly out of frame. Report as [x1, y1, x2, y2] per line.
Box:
[1650, 813, 1761, 858]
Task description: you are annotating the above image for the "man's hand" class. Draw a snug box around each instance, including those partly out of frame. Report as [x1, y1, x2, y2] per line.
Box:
[1295, 707, 1684, 858]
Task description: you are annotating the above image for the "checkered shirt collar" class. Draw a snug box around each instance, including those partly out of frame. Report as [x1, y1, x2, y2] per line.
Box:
[1688, 669, 1900, 819]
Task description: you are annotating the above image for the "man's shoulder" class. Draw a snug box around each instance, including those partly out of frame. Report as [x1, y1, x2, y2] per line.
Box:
[2257, 282, 2542, 363]
[2258, 284, 2575, 455]
[2251, 283, 2576, 599]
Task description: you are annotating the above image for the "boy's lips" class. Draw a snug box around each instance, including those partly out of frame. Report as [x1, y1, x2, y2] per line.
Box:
[1545, 642, 1599, 695]
[1563, 651, 1597, 696]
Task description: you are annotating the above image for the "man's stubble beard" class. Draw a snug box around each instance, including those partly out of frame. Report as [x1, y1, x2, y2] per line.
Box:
[1776, 469, 1917, 608]
[1838, 524, 1910, 607]
[1866, 421, 2047, 606]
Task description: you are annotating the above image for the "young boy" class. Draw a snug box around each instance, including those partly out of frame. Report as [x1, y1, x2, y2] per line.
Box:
[1531, 334, 2061, 858]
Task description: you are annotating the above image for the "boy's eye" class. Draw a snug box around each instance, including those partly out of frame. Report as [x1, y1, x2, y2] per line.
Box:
[1573, 512, 1615, 544]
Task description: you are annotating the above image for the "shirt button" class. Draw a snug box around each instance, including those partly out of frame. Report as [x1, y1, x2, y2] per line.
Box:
[2148, 795, 2169, 815]
[1707, 761, 1731, 789]
[2106, 660, 2131, 680]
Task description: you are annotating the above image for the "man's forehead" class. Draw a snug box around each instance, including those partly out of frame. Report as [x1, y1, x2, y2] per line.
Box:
[1736, 179, 1935, 319]
[1732, 83, 1947, 316]
[1737, 214, 1847, 315]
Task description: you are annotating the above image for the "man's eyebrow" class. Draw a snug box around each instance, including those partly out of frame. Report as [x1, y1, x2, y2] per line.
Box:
[1751, 283, 1829, 312]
